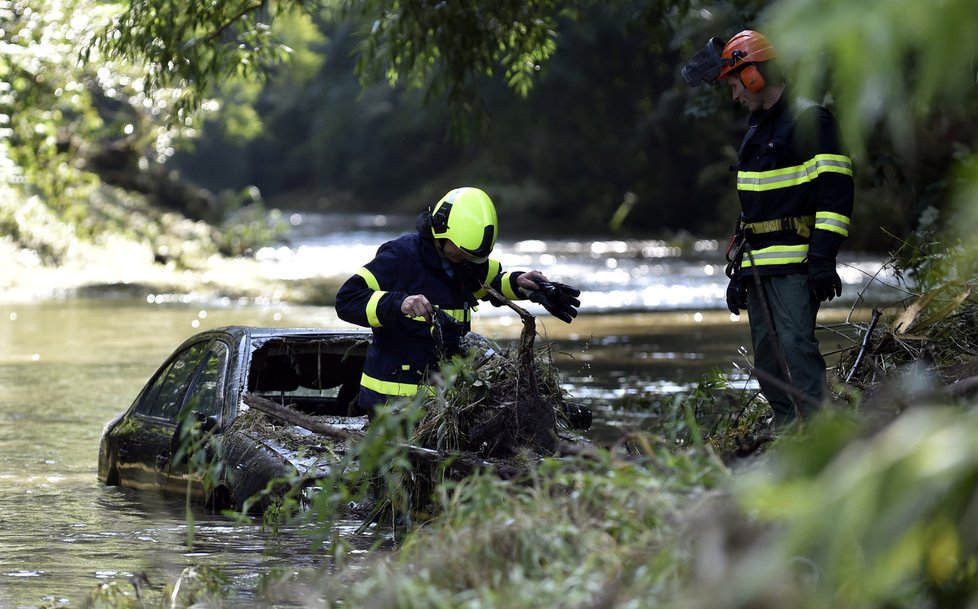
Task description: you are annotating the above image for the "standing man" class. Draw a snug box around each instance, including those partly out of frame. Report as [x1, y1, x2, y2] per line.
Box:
[335, 186, 580, 413]
[683, 30, 854, 426]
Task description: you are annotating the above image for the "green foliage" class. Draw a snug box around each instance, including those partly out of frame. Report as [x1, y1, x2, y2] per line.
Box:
[4, 0, 978, 250]
[764, 0, 978, 155]
[724, 407, 978, 609]
[315, 448, 724, 609]
[762, 0, 978, 255]
[87, 0, 310, 124]
[339, 0, 561, 135]
[1, 0, 104, 212]
[1, 0, 237, 257]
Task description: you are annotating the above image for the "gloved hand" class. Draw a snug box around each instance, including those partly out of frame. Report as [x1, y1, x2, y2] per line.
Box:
[726, 276, 747, 315]
[808, 255, 842, 302]
[526, 281, 581, 323]
[431, 309, 467, 357]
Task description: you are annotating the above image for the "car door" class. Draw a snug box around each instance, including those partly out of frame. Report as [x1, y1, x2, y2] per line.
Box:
[114, 340, 211, 492]
[159, 341, 231, 500]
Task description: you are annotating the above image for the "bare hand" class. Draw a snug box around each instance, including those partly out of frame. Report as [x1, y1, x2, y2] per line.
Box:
[517, 270, 548, 291]
[401, 294, 434, 321]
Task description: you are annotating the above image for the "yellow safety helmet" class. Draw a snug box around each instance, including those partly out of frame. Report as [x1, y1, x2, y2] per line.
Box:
[430, 187, 498, 263]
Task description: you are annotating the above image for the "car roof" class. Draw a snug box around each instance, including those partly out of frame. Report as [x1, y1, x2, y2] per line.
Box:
[177, 326, 372, 348]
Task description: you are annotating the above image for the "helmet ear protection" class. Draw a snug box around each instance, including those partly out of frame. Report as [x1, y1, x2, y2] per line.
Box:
[728, 48, 765, 93]
[737, 63, 765, 93]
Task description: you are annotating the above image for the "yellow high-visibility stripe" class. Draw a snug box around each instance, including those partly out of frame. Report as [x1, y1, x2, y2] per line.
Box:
[814, 211, 850, 237]
[500, 271, 521, 300]
[741, 244, 809, 268]
[473, 260, 502, 299]
[406, 308, 470, 323]
[366, 291, 385, 327]
[360, 372, 420, 397]
[360, 373, 437, 398]
[486, 259, 501, 281]
[438, 308, 471, 322]
[356, 267, 380, 290]
[737, 154, 853, 192]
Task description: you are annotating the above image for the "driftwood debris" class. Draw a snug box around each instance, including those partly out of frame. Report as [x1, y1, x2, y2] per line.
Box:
[845, 307, 883, 384]
[478, 282, 558, 454]
[241, 392, 518, 478]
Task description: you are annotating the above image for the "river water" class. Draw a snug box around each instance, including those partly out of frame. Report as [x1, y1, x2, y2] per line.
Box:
[0, 214, 898, 607]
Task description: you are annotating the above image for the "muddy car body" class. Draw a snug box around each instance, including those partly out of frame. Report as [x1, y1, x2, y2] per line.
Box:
[98, 326, 371, 512]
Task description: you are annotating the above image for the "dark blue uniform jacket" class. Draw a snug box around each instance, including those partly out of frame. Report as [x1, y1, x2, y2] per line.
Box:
[335, 213, 523, 409]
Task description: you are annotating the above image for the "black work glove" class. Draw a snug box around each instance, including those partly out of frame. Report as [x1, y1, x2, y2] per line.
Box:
[527, 281, 581, 323]
[726, 276, 747, 315]
[808, 255, 842, 302]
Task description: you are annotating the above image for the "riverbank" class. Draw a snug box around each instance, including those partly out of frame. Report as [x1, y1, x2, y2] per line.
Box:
[0, 232, 346, 306]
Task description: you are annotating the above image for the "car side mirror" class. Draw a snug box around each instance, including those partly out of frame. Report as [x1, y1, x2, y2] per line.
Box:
[195, 411, 222, 434]
[169, 412, 222, 464]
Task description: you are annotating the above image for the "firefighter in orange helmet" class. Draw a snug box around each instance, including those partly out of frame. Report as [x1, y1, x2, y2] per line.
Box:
[684, 30, 855, 427]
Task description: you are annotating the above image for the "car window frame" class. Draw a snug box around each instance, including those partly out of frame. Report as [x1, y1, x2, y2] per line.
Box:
[132, 339, 214, 423]
[179, 340, 231, 425]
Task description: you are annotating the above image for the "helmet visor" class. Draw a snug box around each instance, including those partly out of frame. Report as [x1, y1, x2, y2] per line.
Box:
[456, 224, 495, 264]
[682, 37, 727, 87]
[457, 249, 489, 264]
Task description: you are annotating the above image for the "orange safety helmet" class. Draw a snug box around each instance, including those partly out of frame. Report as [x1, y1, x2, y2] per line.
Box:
[717, 30, 777, 93]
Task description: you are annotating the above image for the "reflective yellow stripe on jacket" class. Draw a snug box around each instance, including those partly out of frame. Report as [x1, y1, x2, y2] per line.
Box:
[741, 244, 809, 268]
[357, 267, 385, 327]
[737, 154, 853, 192]
[360, 372, 420, 397]
[815, 211, 850, 238]
[360, 373, 436, 398]
[438, 307, 471, 323]
[472, 260, 501, 300]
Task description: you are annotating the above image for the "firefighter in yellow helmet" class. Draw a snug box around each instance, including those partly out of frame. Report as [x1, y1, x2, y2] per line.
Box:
[335, 187, 581, 412]
[684, 30, 855, 427]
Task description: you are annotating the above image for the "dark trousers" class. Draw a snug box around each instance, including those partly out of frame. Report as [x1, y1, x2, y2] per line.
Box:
[745, 273, 826, 425]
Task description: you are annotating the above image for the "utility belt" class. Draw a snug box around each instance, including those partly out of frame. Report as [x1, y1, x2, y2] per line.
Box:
[739, 214, 815, 239]
[725, 214, 814, 278]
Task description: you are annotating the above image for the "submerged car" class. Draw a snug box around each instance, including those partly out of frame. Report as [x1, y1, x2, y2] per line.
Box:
[98, 326, 372, 513]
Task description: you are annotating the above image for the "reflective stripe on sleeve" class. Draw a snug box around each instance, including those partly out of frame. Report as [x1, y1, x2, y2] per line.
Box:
[356, 267, 381, 290]
[741, 244, 809, 268]
[366, 291, 385, 327]
[500, 272, 521, 300]
[814, 211, 850, 237]
[473, 260, 503, 299]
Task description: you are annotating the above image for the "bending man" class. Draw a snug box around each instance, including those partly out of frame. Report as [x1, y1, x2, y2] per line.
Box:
[335, 186, 580, 413]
